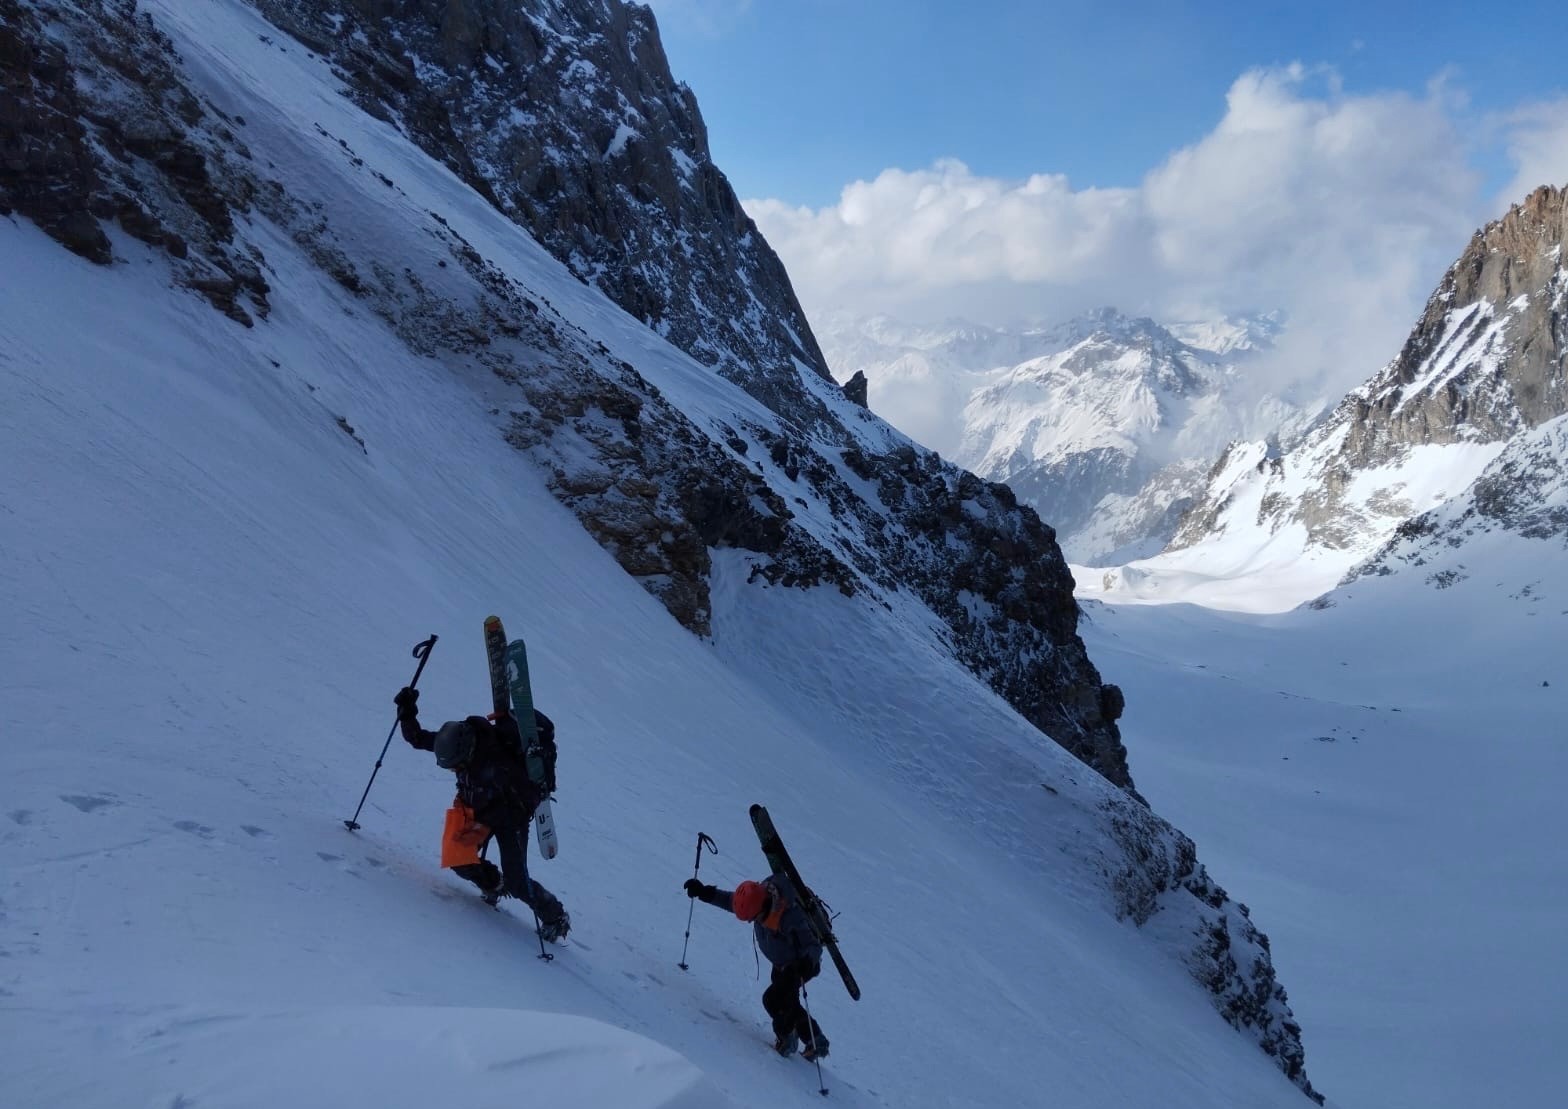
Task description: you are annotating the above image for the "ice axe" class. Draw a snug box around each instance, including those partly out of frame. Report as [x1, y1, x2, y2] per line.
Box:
[344, 634, 438, 831]
[678, 832, 718, 970]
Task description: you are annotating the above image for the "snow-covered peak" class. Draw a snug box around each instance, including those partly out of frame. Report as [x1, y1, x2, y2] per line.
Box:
[1087, 184, 1568, 611]
[1167, 310, 1286, 357]
[819, 306, 1311, 563]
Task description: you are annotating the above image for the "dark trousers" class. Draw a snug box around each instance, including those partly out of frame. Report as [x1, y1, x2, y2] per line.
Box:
[452, 813, 562, 921]
[763, 961, 826, 1047]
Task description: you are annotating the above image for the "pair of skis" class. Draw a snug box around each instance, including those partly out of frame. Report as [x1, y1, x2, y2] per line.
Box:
[484, 615, 559, 859]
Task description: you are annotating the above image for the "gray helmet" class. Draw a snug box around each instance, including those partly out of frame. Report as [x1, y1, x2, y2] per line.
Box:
[434, 720, 477, 769]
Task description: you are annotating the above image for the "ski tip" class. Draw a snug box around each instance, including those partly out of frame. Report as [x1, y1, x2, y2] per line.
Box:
[749, 803, 765, 817]
[484, 614, 502, 627]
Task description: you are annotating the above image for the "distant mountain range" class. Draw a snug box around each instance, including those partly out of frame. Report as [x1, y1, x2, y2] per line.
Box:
[819, 307, 1319, 563]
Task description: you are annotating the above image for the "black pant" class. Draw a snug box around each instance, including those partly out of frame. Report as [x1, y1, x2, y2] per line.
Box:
[452, 813, 563, 921]
[763, 961, 826, 1047]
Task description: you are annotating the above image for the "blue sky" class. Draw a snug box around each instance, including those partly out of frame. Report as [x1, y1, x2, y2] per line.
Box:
[644, 1, 1568, 396]
[648, 0, 1565, 208]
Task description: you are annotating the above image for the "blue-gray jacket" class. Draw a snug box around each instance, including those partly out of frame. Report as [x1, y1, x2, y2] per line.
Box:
[702, 875, 822, 972]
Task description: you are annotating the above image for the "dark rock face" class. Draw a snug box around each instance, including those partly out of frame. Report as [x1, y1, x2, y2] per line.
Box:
[1170, 186, 1567, 558]
[842, 369, 869, 408]
[252, 0, 832, 429]
[0, 0, 269, 323]
[0, 0, 111, 262]
[1343, 185, 1568, 466]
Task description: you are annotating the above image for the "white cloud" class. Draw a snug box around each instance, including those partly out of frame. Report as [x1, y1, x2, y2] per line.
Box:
[748, 66, 1492, 399]
[1495, 97, 1568, 208]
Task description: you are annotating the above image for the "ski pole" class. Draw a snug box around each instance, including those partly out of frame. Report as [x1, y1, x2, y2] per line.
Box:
[344, 634, 438, 831]
[529, 905, 554, 962]
[678, 832, 718, 970]
[802, 982, 828, 1097]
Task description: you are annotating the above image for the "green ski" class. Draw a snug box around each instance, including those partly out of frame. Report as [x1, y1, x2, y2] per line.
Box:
[507, 636, 559, 860]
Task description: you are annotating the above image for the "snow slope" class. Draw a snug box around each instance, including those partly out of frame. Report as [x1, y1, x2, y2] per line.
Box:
[1081, 549, 1568, 1109]
[0, 1, 1318, 1105]
[1073, 426, 1508, 613]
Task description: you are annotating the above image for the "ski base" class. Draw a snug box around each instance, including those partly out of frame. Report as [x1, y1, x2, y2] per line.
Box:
[750, 804, 861, 1001]
[535, 798, 559, 860]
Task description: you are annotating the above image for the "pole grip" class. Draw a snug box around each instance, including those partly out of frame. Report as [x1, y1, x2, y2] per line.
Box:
[692, 832, 717, 874]
[344, 634, 439, 831]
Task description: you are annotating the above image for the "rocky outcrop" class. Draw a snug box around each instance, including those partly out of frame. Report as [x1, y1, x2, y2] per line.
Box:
[842, 369, 869, 408]
[1102, 793, 1320, 1102]
[251, 0, 832, 430]
[0, 0, 270, 322]
[0, 0, 111, 262]
[1167, 186, 1567, 568]
[1349, 415, 1568, 586]
[1342, 184, 1568, 466]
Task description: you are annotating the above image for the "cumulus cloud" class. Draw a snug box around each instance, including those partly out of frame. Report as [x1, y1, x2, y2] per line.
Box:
[748, 65, 1495, 398]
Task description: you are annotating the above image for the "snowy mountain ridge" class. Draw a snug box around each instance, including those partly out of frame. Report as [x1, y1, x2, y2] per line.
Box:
[821, 308, 1317, 563]
[0, 0, 1322, 1103]
[1087, 184, 1568, 610]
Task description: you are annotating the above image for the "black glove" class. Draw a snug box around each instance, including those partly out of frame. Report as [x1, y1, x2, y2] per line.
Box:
[394, 686, 419, 719]
[684, 879, 709, 899]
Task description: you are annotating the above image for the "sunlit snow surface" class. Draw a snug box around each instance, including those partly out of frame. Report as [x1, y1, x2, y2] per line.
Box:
[1081, 531, 1567, 1108]
[0, 1, 1319, 1106]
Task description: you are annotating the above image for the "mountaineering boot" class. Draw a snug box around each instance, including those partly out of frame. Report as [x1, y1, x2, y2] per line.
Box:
[773, 1031, 799, 1057]
[801, 1032, 829, 1061]
[537, 907, 571, 943]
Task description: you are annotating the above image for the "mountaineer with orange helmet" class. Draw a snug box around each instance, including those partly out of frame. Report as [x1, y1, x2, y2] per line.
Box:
[684, 874, 829, 1059]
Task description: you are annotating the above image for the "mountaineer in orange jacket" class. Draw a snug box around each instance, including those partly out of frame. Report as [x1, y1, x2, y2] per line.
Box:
[395, 685, 569, 942]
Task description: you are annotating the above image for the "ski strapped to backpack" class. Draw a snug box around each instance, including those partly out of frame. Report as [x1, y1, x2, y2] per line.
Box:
[484, 615, 559, 859]
[749, 804, 861, 1001]
[507, 636, 559, 859]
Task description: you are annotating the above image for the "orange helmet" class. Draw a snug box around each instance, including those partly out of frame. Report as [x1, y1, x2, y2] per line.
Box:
[732, 880, 769, 922]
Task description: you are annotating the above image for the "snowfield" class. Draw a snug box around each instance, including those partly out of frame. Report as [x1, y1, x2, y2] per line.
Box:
[1081, 532, 1567, 1109]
